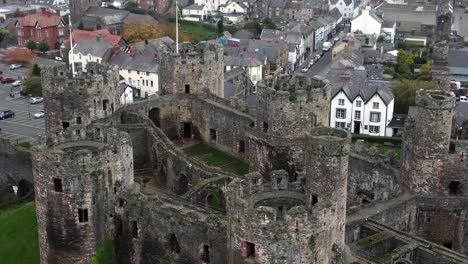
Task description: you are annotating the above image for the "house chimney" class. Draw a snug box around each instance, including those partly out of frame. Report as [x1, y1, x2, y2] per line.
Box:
[112, 44, 121, 54]
[339, 72, 351, 82]
[129, 46, 137, 57]
[55, 8, 60, 17]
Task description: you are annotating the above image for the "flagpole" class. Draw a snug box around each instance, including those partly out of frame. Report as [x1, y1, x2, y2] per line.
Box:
[176, 0, 179, 53]
[68, 14, 75, 77]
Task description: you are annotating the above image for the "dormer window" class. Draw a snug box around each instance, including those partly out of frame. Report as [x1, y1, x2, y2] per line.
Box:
[35, 23, 41, 30]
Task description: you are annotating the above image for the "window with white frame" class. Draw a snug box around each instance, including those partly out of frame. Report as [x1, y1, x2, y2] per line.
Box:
[369, 125, 380, 133]
[336, 109, 346, 119]
[335, 122, 346, 129]
[356, 100, 361, 107]
[370, 112, 381, 122]
[373, 102, 379, 109]
[338, 99, 345, 105]
[355, 110, 361, 119]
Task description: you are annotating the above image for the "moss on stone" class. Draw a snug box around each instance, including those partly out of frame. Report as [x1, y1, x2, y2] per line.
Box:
[355, 232, 392, 248]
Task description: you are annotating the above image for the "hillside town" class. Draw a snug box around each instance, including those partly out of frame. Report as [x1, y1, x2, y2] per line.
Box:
[1, 0, 468, 263]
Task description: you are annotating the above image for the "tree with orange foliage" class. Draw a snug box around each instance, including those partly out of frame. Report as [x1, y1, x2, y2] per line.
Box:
[123, 18, 166, 43]
[1, 47, 37, 63]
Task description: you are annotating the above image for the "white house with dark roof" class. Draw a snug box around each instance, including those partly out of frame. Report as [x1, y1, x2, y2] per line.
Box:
[182, 4, 208, 21]
[109, 46, 159, 98]
[328, 0, 356, 22]
[351, 6, 383, 37]
[69, 38, 112, 73]
[327, 68, 394, 136]
[224, 55, 263, 85]
[195, 0, 228, 14]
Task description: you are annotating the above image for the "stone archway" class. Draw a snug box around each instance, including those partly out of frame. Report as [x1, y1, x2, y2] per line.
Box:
[149, 108, 161, 128]
[17, 179, 34, 199]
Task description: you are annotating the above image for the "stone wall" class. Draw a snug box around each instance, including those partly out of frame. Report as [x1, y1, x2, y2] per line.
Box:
[0, 138, 33, 197]
[32, 125, 134, 264]
[115, 188, 227, 264]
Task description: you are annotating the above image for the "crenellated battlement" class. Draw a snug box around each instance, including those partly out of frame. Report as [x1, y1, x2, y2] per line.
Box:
[306, 127, 351, 156]
[414, 90, 455, 110]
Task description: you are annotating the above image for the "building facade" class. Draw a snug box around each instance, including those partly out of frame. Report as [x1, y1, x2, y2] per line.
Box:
[16, 7, 66, 49]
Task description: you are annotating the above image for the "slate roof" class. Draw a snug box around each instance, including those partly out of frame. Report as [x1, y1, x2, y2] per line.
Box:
[224, 55, 262, 67]
[377, 3, 436, 25]
[232, 29, 254, 39]
[304, 0, 326, 9]
[382, 20, 396, 28]
[72, 41, 112, 58]
[17, 9, 64, 27]
[109, 51, 158, 73]
[260, 29, 281, 40]
[327, 68, 394, 105]
[330, 7, 342, 20]
[247, 39, 284, 63]
[134, 37, 174, 55]
[364, 64, 385, 80]
[269, 0, 287, 8]
[448, 48, 468, 68]
[84, 7, 129, 25]
[185, 4, 205, 10]
[387, 115, 406, 128]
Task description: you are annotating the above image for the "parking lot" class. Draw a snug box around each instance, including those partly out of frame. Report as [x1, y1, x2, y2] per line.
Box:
[0, 60, 45, 143]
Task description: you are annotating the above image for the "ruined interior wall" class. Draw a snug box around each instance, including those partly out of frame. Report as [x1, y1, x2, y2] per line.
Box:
[115, 190, 227, 264]
[0, 138, 33, 190]
[189, 96, 254, 162]
[347, 154, 401, 208]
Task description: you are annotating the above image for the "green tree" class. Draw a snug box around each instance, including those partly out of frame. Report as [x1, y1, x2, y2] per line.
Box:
[25, 40, 37, 50]
[13, 8, 23, 18]
[31, 64, 41, 76]
[38, 41, 50, 52]
[419, 63, 432, 80]
[243, 21, 262, 35]
[393, 79, 436, 114]
[262, 17, 276, 29]
[396, 49, 414, 74]
[24, 76, 42, 97]
[78, 21, 84, 30]
[0, 29, 10, 44]
[217, 18, 223, 34]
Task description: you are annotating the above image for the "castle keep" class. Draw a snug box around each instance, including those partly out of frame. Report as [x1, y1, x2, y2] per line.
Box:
[8, 41, 466, 264]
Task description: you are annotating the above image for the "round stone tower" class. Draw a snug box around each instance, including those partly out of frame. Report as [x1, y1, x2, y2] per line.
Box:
[226, 170, 314, 263]
[32, 125, 134, 264]
[305, 127, 351, 263]
[227, 128, 351, 264]
[402, 90, 455, 195]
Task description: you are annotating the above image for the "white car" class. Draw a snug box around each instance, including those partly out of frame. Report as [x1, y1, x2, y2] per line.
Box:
[301, 68, 309, 73]
[55, 56, 63, 61]
[12, 80, 22, 87]
[33, 111, 45, 119]
[9, 64, 22, 70]
[29, 97, 44, 104]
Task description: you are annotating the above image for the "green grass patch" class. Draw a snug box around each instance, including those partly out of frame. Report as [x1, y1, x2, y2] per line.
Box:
[0, 202, 40, 264]
[364, 143, 401, 160]
[183, 143, 249, 175]
[352, 134, 402, 146]
[356, 232, 392, 248]
[17, 142, 32, 150]
[92, 239, 117, 264]
[403, 40, 425, 46]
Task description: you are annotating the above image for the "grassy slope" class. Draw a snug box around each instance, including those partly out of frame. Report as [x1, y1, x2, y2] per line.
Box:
[0, 202, 40, 264]
[184, 143, 249, 175]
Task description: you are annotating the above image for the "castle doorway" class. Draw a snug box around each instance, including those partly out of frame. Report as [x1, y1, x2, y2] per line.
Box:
[449, 181, 462, 196]
[183, 122, 192, 138]
[149, 108, 161, 128]
[176, 174, 189, 195]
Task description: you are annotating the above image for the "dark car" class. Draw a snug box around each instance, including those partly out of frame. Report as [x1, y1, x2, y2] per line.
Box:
[1, 77, 15, 84]
[0, 110, 15, 120]
[0, 70, 3, 74]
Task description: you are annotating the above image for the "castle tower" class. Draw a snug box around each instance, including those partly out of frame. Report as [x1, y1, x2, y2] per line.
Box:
[255, 74, 331, 138]
[226, 170, 315, 263]
[41, 63, 121, 132]
[158, 41, 224, 98]
[402, 90, 455, 195]
[304, 127, 351, 263]
[431, 0, 452, 91]
[32, 126, 134, 264]
[70, 0, 102, 22]
[228, 128, 350, 264]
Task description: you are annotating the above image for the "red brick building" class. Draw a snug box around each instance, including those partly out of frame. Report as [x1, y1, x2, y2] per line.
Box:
[16, 8, 67, 50]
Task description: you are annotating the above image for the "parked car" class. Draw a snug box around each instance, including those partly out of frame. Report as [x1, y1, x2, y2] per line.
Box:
[0, 110, 15, 120]
[301, 67, 309, 73]
[33, 111, 45, 118]
[9, 64, 23, 70]
[0, 70, 3, 74]
[12, 80, 22, 87]
[55, 56, 63, 61]
[1, 77, 15, 84]
[460, 96, 468, 103]
[29, 97, 44, 104]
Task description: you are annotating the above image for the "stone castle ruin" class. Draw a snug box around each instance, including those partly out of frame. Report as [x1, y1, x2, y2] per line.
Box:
[0, 40, 466, 264]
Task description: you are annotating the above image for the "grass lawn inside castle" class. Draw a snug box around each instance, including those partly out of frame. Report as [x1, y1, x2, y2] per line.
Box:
[0, 202, 40, 264]
[183, 143, 249, 176]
